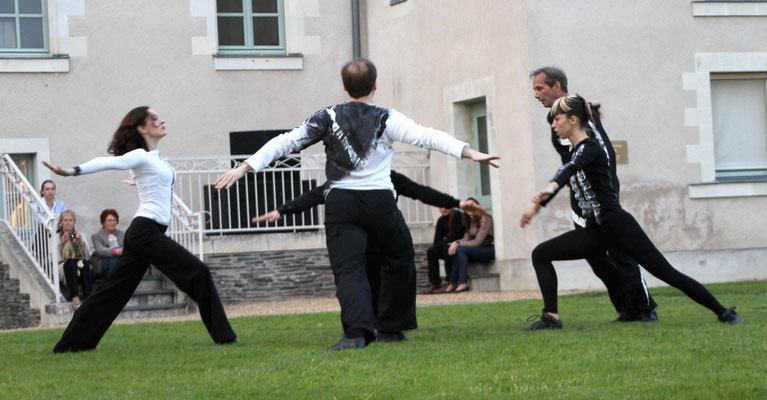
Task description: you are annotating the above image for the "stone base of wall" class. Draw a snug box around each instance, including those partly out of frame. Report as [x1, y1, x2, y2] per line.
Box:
[206, 244, 432, 304]
[0, 263, 41, 329]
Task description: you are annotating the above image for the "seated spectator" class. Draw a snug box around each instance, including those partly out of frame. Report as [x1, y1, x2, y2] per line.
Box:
[90, 209, 124, 279]
[40, 179, 67, 217]
[445, 198, 495, 293]
[58, 210, 94, 308]
[422, 207, 466, 294]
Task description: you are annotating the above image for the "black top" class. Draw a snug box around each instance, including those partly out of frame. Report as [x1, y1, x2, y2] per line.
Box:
[277, 170, 461, 216]
[546, 108, 620, 220]
[433, 210, 466, 247]
[545, 137, 621, 226]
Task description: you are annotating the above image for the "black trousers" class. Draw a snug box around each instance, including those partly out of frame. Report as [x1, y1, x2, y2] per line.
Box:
[53, 217, 236, 353]
[62, 258, 94, 300]
[325, 189, 417, 341]
[426, 243, 453, 286]
[577, 223, 657, 314]
[532, 208, 727, 316]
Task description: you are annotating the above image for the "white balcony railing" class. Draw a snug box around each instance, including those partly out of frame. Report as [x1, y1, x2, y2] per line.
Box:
[166, 151, 432, 235]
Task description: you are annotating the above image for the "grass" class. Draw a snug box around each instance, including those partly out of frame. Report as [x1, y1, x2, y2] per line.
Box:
[1, 280, 765, 399]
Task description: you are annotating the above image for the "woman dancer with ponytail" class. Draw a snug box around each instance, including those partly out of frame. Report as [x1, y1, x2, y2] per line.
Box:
[520, 95, 743, 330]
[44, 106, 237, 352]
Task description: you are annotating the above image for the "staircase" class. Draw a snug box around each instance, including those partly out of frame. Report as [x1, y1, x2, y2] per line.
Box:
[116, 267, 190, 320]
[0, 262, 41, 329]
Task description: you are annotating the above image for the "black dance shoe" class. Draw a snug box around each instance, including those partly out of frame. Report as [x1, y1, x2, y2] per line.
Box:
[718, 307, 744, 325]
[327, 336, 366, 351]
[524, 310, 563, 331]
[610, 312, 637, 323]
[375, 331, 411, 342]
[639, 310, 659, 323]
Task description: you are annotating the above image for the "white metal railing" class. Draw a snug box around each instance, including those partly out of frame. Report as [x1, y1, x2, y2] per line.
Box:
[166, 151, 432, 235]
[0, 154, 60, 301]
[168, 193, 205, 261]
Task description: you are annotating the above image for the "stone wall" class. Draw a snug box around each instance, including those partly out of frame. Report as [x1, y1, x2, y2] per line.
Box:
[0, 263, 41, 329]
[206, 244, 431, 304]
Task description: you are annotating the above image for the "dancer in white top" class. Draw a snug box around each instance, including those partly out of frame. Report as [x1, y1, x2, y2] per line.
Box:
[45, 106, 236, 353]
[215, 58, 499, 350]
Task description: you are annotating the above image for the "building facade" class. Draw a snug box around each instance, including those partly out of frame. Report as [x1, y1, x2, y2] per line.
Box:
[2, 0, 766, 291]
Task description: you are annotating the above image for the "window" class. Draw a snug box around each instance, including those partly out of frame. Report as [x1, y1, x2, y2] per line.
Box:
[710, 73, 767, 180]
[217, 0, 284, 55]
[0, 0, 47, 57]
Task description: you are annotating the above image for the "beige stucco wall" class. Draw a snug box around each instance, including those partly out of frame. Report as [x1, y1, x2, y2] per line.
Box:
[525, 1, 767, 254]
[365, 0, 538, 266]
[1, 0, 353, 237]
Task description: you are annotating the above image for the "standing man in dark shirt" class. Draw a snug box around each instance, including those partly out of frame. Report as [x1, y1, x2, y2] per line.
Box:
[215, 58, 499, 350]
[528, 66, 657, 322]
[423, 207, 466, 294]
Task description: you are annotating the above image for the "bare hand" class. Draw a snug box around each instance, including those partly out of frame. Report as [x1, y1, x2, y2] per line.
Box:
[447, 241, 459, 256]
[252, 210, 281, 223]
[459, 199, 487, 215]
[75, 232, 82, 241]
[532, 182, 559, 204]
[115, 248, 123, 256]
[42, 161, 75, 177]
[214, 163, 251, 190]
[461, 147, 501, 168]
[520, 204, 541, 228]
[122, 178, 136, 186]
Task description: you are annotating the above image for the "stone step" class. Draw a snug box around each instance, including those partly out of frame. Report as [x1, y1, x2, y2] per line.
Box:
[125, 289, 175, 308]
[469, 273, 500, 292]
[136, 275, 164, 291]
[116, 303, 188, 320]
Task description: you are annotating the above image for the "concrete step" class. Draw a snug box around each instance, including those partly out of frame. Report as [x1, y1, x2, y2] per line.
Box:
[116, 303, 188, 320]
[469, 273, 500, 292]
[136, 275, 164, 291]
[125, 289, 175, 307]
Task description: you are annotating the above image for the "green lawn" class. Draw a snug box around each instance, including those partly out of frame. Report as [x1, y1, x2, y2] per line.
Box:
[1, 281, 765, 399]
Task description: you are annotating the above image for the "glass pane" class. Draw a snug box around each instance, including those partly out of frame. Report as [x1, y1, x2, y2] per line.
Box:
[18, 0, 42, 14]
[252, 17, 279, 46]
[251, 0, 277, 13]
[0, 0, 14, 13]
[711, 79, 767, 172]
[217, 0, 243, 13]
[477, 116, 491, 196]
[19, 17, 43, 48]
[217, 16, 244, 46]
[0, 17, 17, 48]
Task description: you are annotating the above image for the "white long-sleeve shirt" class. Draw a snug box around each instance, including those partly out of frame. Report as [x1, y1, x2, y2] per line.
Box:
[245, 102, 467, 195]
[78, 149, 176, 225]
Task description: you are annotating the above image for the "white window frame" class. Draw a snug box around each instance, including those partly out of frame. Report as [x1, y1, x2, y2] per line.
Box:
[216, 0, 286, 56]
[0, 0, 49, 58]
[684, 52, 767, 198]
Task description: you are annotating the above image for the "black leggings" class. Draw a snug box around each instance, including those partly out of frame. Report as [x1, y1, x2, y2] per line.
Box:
[532, 208, 727, 316]
[53, 217, 236, 353]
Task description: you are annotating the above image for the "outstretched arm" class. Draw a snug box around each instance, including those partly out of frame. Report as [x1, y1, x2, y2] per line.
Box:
[252, 184, 327, 223]
[385, 110, 500, 168]
[214, 109, 331, 189]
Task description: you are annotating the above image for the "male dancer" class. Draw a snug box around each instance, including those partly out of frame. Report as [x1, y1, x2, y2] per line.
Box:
[253, 170, 478, 337]
[528, 66, 657, 322]
[215, 58, 498, 350]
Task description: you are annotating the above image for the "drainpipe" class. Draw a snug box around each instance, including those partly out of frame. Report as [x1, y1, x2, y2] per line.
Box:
[351, 0, 361, 58]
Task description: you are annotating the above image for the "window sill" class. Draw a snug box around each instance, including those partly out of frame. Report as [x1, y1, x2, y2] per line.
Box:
[689, 178, 767, 198]
[213, 54, 303, 71]
[0, 55, 69, 73]
[692, 1, 767, 16]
